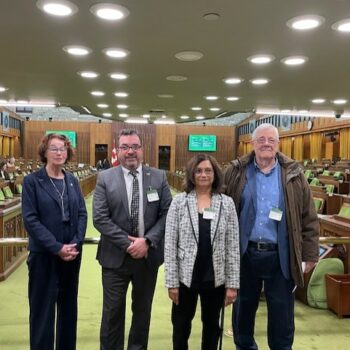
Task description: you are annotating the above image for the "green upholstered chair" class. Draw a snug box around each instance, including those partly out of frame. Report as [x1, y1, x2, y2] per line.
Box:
[307, 258, 344, 309]
[304, 169, 312, 179]
[322, 170, 330, 176]
[325, 184, 335, 194]
[310, 178, 320, 186]
[313, 197, 325, 214]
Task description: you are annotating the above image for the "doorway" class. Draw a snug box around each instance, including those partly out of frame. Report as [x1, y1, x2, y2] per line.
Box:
[158, 146, 170, 170]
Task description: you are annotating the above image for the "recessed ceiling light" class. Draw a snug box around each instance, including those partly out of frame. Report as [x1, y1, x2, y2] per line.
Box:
[166, 75, 188, 81]
[298, 110, 308, 114]
[247, 54, 275, 64]
[205, 96, 218, 101]
[286, 15, 325, 31]
[142, 114, 150, 118]
[119, 113, 128, 118]
[281, 109, 291, 113]
[0, 86, 8, 92]
[109, 73, 128, 80]
[17, 100, 29, 104]
[158, 94, 174, 98]
[250, 78, 270, 85]
[114, 92, 128, 98]
[281, 56, 308, 66]
[0, 99, 8, 104]
[226, 96, 240, 101]
[154, 119, 175, 125]
[90, 91, 105, 96]
[102, 113, 112, 117]
[209, 107, 220, 111]
[175, 51, 203, 61]
[78, 71, 99, 78]
[37, 0, 78, 17]
[126, 118, 149, 124]
[117, 104, 128, 109]
[97, 103, 108, 108]
[180, 115, 190, 119]
[224, 77, 243, 85]
[203, 13, 221, 21]
[332, 19, 350, 32]
[90, 3, 129, 21]
[191, 107, 202, 111]
[311, 98, 325, 104]
[333, 99, 347, 105]
[63, 45, 91, 56]
[103, 48, 130, 58]
[196, 116, 205, 120]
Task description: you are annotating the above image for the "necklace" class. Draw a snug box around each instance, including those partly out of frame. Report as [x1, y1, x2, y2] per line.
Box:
[49, 177, 66, 219]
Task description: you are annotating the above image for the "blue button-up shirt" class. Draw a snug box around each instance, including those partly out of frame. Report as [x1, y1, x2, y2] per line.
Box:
[250, 159, 281, 243]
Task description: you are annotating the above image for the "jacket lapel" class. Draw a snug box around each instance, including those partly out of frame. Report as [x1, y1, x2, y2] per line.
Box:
[115, 166, 130, 216]
[187, 191, 199, 244]
[36, 167, 61, 209]
[142, 165, 152, 215]
[210, 193, 222, 244]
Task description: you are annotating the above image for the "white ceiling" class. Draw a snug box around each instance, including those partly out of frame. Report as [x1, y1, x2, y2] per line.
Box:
[1, 0, 350, 123]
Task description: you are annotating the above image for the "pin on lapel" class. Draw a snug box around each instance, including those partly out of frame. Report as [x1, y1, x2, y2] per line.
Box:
[70, 183, 73, 186]
[146, 172, 151, 176]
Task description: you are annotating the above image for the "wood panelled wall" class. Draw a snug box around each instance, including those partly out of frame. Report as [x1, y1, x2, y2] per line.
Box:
[0, 107, 22, 158]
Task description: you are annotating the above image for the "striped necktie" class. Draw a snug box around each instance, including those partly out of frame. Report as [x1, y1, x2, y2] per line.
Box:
[129, 170, 139, 236]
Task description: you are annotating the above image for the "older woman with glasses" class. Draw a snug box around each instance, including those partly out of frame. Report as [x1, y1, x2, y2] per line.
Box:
[164, 153, 240, 350]
[22, 133, 87, 350]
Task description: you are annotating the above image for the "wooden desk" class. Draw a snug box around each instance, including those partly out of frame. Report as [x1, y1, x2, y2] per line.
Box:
[320, 178, 350, 195]
[319, 215, 350, 272]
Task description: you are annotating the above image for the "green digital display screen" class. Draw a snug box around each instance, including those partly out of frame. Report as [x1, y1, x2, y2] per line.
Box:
[46, 130, 77, 148]
[188, 135, 217, 152]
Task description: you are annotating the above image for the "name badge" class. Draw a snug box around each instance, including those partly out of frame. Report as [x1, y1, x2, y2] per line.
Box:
[147, 189, 159, 202]
[269, 208, 283, 221]
[203, 208, 216, 220]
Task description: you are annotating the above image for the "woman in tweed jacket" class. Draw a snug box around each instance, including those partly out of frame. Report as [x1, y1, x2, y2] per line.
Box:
[164, 154, 240, 350]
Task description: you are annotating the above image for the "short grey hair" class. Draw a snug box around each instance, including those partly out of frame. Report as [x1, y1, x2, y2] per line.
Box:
[252, 123, 279, 141]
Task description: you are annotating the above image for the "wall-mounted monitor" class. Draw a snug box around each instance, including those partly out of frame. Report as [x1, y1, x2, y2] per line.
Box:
[46, 130, 77, 148]
[188, 134, 217, 152]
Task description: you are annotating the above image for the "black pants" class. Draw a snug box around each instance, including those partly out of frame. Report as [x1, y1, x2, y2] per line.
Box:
[100, 257, 159, 350]
[233, 248, 295, 350]
[171, 283, 225, 350]
[27, 252, 81, 350]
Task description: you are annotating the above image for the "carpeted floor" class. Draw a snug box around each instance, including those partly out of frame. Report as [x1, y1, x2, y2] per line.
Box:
[0, 194, 349, 349]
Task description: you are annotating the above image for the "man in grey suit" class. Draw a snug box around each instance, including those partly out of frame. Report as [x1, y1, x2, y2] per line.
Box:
[93, 128, 172, 350]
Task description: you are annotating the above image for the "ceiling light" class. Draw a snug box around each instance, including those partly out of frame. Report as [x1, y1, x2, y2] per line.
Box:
[166, 75, 188, 81]
[158, 94, 174, 98]
[142, 114, 150, 118]
[103, 48, 130, 58]
[37, 0, 78, 17]
[203, 13, 221, 21]
[109, 73, 128, 80]
[0, 100, 8, 104]
[333, 99, 347, 105]
[224, 77, 243, 85]
[226, 96, 240, 101]
[117, 104, 128, 109]
[205, 96, 218, 100]
[332, 19, 350, 32]
[311, 98, 325, 104]
[286, 15, 325, 31]
[78, 71, 99, 78]
[281, 56, 308, 66]
[191, 107, 202, 111]
[154, 119, 175, 125]
[0, 86, 8, 92]
[97, 104, 108, 108]
[90, 3, 129, 21]
[196, 116, 205, 120]
[90, 91, 105, 96]
[250, 78, 270, 85]
[125, 118, 148, 124]
[180, 115, 190, 119]
[63, 45, 91, 56]
[103, 113, 112, 117]
[209, 107, 220, 111]
[281, 109, 291, 113]
[247, 54, 275, 64]
[114, 92, 128, 98]
[175, 51, 203, 61]
[298, 110, 308, 114]
[119, 113, 128, 118]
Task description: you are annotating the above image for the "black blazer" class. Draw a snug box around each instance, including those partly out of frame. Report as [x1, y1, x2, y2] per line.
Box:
[22, 167, 87, 254]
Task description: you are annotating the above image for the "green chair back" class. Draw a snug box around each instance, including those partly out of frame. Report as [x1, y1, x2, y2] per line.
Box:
[325, 184, 335, 194]
[310, 178, 320, 186]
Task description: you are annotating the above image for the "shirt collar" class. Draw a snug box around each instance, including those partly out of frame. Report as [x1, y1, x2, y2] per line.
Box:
[254, 157, 278, 174]
[121, 164, 142, 177]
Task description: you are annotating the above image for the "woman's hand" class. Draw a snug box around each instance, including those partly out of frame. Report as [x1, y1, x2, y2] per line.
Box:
[168, 288, 179, 305]
[225, 288, 237, 306]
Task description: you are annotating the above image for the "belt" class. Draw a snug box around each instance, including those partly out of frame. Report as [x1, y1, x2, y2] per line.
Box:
[248, 241, 278, 251]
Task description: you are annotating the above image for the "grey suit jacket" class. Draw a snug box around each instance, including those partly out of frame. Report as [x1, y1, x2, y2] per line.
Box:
[93, 165, 172, 269]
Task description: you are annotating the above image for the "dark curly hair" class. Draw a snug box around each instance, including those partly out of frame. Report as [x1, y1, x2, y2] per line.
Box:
[183, 153, 223, 193]
[38, 133, 74, 164]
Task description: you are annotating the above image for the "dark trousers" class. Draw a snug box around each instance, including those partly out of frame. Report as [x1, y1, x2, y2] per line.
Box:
[233, 248, 295, 350]
[171, 283, 225, 350]
[27, 252, 81, 350]
[100, 256, 158, 350]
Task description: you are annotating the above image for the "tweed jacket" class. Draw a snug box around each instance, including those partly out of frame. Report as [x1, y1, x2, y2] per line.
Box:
[224, 151, 319, 287]
[164, 190, 240, 289]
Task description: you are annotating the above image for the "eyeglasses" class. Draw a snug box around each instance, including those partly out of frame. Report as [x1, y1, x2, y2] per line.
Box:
[118, 144, 142, 152]
[195, 168, 214, 175]
[254, 137, 279, 145]
[48, 147, 67, 153]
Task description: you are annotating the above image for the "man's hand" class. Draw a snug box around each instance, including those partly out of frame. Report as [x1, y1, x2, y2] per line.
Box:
[168, 288, 179, 305]
[127, 236, 149, 259]
[58, 244, 79, 261]
[304, 261, 316, 274]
